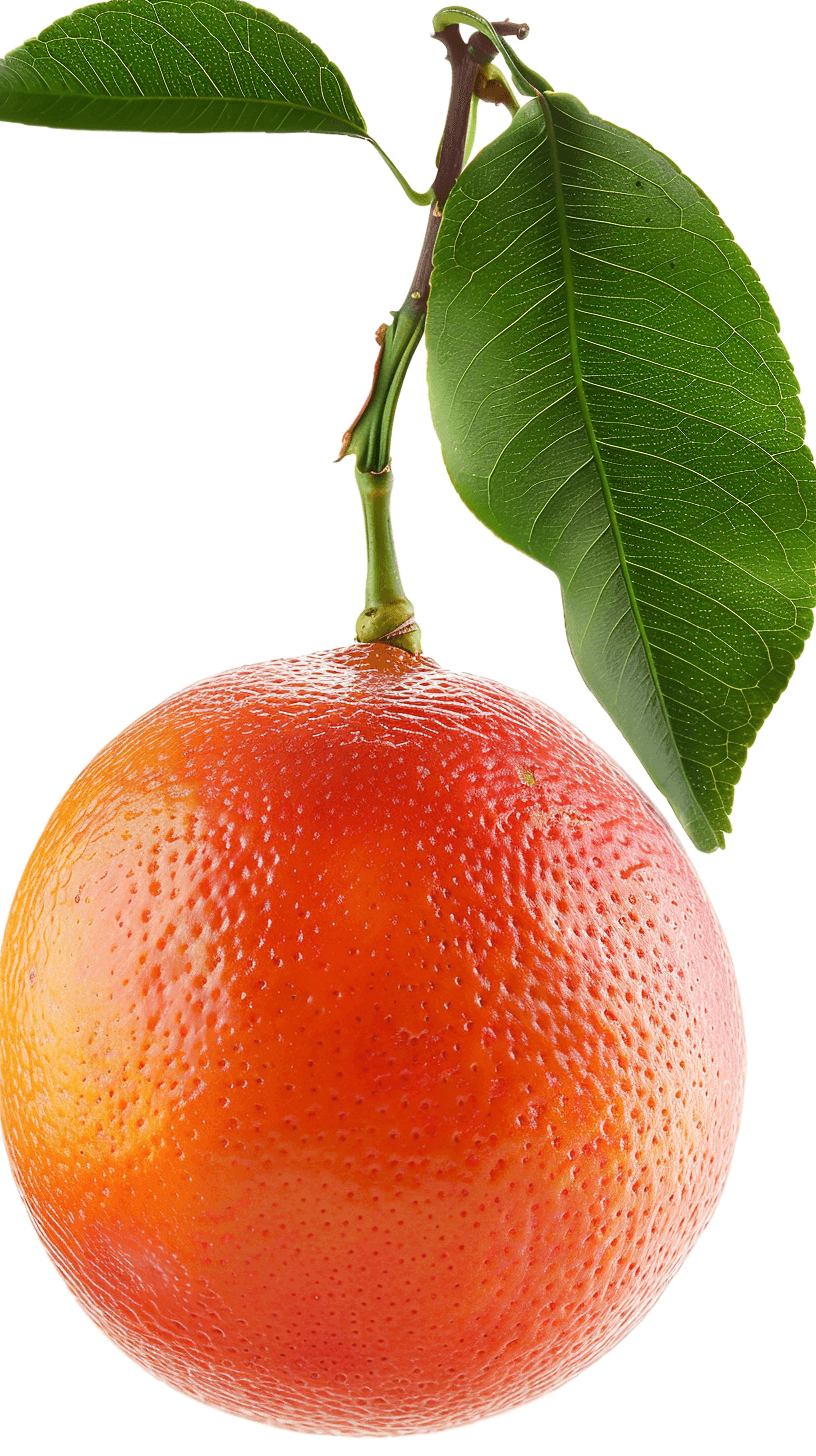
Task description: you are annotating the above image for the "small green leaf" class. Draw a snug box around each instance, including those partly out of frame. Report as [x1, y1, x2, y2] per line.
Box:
[427, 96, 816, 850]
[0, 0, 367, 135]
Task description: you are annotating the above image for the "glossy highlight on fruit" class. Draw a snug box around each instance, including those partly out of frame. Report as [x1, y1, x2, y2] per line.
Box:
[0, 645, 745, 1435]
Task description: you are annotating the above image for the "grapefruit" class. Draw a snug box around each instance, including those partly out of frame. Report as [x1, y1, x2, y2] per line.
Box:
[0, 644, 745, 1433]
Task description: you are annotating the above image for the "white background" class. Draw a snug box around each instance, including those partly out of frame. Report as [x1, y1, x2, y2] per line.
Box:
[1, 1, 814, 1452]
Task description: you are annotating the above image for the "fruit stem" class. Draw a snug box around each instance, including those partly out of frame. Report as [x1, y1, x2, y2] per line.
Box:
[341, 22, 521, 653]
[342, 300, 426, 478]
[341, 21, 529, 654]
[355, 465, 421, 654]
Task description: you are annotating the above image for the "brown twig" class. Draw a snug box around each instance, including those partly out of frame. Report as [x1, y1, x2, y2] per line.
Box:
[343, 19, 529, 471]
[407, 27, 482, 307]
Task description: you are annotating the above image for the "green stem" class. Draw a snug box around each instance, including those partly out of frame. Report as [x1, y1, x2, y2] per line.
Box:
[355, 465, 421, 653]
[345, 302, 424, 654]
[341, 298, 426, 477]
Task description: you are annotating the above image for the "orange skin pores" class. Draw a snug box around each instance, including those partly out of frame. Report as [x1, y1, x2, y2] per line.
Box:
[0, 645, 745, 1434]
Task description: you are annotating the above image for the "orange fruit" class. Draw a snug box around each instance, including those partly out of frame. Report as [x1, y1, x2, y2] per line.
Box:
[0, 644, 744, 1434]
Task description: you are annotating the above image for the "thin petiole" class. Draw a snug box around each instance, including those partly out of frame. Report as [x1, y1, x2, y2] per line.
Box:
[367, 137, 435, 205]
[462, 92, 479, 168]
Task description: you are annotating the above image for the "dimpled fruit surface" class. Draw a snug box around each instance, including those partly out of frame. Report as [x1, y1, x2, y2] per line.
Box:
[0, 644, 745, 1434]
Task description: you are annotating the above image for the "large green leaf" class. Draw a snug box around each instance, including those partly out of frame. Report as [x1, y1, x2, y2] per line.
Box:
[0, 1, 366, 135]
[427, 95, 816, 851]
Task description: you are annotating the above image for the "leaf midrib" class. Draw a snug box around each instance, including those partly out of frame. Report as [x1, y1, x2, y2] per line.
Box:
[537, 91, 717, 844]
[0, 74, 364, 130]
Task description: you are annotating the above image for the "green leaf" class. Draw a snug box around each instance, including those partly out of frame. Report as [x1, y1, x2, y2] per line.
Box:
[0, 0, 367, 135]
[427, 95, 816, 851]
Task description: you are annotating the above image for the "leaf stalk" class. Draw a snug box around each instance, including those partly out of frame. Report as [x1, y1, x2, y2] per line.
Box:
[367, 137, 435, 205]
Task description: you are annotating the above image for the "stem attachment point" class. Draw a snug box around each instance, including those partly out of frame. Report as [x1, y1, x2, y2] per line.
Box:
[355, 466, 421, 655]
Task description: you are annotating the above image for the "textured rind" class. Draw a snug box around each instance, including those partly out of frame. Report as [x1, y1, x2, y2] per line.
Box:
[0, 645, 745, 1434]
